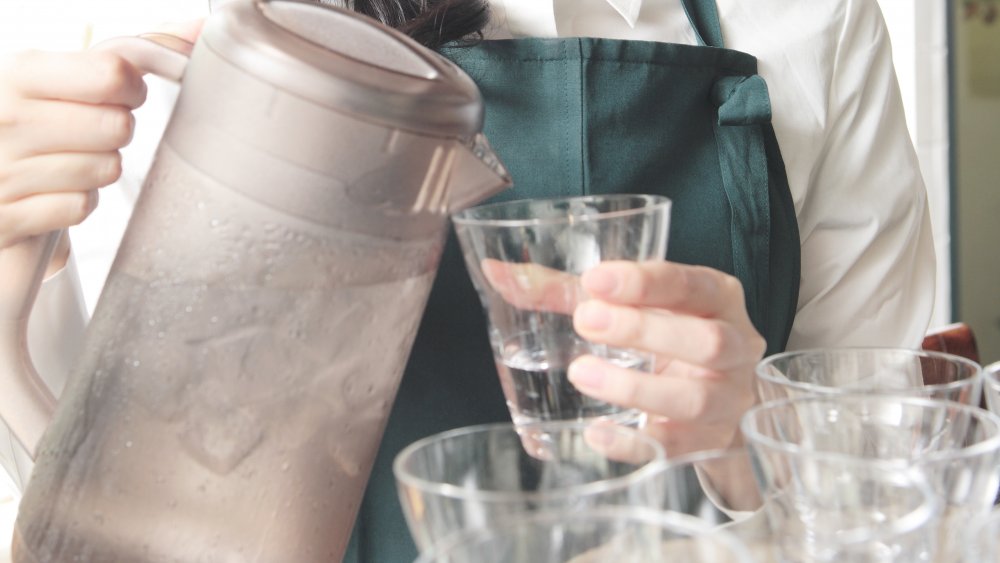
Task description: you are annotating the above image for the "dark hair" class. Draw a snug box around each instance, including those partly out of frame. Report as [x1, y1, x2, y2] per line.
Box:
[350, 0, 491, 49]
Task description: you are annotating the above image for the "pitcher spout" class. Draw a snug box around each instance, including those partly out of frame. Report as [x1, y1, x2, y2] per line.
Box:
[447, 133, 512, 211]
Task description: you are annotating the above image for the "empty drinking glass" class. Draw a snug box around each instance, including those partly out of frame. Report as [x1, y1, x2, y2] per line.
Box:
[964, 506, 1000, 562]
[393, 421, 666, 552]
[655, 448, 774, 561]
[452, 194, 671, 427]
[983, 361, 1000, 415]
[755, 348, 983, 405]
[413, 507, 755, 563]
[742, 395, 1000, 562]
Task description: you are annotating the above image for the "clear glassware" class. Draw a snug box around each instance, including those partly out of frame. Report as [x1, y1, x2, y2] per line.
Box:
[964, 506, 1000, 562]
[654, 448, 774, 561]
[982, 361, 1000, 416]
[742, 394, 1000, 562]
[755, 348, 983, 405]
[412, 507, 755, 563]
[393, 421, 667, 553]
[452, 194, 671, 427]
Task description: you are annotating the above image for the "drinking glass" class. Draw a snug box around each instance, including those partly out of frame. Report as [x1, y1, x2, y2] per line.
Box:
[983, 361, 1000, 415]
[655, 448, 774, 561]
[742, 395, 1000, 562]
[755, 348, 983, 405]
[413, 507, 755, 563]
[964, 506, 1000, 562]
[393, 421, 666, 552]
[452, 194, 671, 427]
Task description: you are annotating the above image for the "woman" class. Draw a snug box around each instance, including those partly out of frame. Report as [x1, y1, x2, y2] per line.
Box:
[0, 0, 934, 560]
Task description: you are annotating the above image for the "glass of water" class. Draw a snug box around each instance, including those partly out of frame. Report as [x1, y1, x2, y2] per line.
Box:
[393, 421, 666, 553]
[452, 194, 671, 427]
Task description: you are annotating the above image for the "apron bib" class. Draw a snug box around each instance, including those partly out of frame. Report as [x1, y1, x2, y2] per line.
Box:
[347, 0, 800, 559]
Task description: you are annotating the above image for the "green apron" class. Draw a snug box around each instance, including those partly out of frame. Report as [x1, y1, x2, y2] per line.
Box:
[346, 0, 800, 559]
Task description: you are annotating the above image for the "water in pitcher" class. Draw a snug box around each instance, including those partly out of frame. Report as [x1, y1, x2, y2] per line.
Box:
[13, 147, 441, 562]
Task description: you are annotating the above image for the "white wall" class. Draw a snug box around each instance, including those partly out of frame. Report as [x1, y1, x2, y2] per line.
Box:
[0, 0, 205, 52]
[953, 6, 1000, 363]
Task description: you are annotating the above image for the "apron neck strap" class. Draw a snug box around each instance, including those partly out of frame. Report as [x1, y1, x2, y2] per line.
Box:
[680, 0, 725, 48]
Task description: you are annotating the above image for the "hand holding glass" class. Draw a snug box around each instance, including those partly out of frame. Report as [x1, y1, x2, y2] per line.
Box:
[453, 195, 671, 427]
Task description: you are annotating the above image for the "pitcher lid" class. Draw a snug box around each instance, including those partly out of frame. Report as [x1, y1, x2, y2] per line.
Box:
[201, 0, 484, 137]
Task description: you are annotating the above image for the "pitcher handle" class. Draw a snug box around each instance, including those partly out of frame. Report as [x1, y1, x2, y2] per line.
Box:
[0, 35, 192, 459]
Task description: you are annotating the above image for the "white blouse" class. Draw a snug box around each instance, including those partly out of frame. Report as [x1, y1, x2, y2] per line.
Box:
[485, 0, 936, 353]
[28, 0, 933, 445]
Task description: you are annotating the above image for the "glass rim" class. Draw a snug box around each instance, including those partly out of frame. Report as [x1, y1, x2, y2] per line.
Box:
[985, 360, 1000, 381]
[656, 446, 939, 544]
[450, 194, 672, 228]
[740, 394, 1000, 464]
[393, 420, 666, 503]
[754, 347, 984, 396]
[414, 507, 755, 563]
[658, 446, 752, 472]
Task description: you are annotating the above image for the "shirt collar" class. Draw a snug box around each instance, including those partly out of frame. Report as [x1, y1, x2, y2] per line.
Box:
[607, 0, 643, 28]
[494, 0, 643, 37]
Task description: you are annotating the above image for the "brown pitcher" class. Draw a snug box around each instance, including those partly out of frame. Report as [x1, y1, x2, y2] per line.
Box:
[0, 1, 510, 560]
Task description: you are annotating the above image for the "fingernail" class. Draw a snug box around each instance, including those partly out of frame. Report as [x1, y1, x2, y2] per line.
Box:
[576, 301, 612, 331]
[582, 268, 619, 296]
[568, 357, 606, 391]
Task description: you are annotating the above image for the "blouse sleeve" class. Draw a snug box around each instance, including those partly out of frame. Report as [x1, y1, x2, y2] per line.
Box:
[786, 0, 936, 350]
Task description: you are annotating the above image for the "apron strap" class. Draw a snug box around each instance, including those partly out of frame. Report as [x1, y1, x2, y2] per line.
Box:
[680, 0, 725, 48]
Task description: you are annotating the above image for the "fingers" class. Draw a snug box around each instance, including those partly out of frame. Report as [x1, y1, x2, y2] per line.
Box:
[0, 191, 98, 248]
[480, 259, 581, 314]
[567, 355, 752, 425]
[1, 99, 136, 158]
[0, 152, 122, 199]
[0, 48, 144, 251]
[581, 261, 747, 323]
[574, 301, 762, 371]
[582, 421, 662, 465]
[1, 50, 147, 107]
